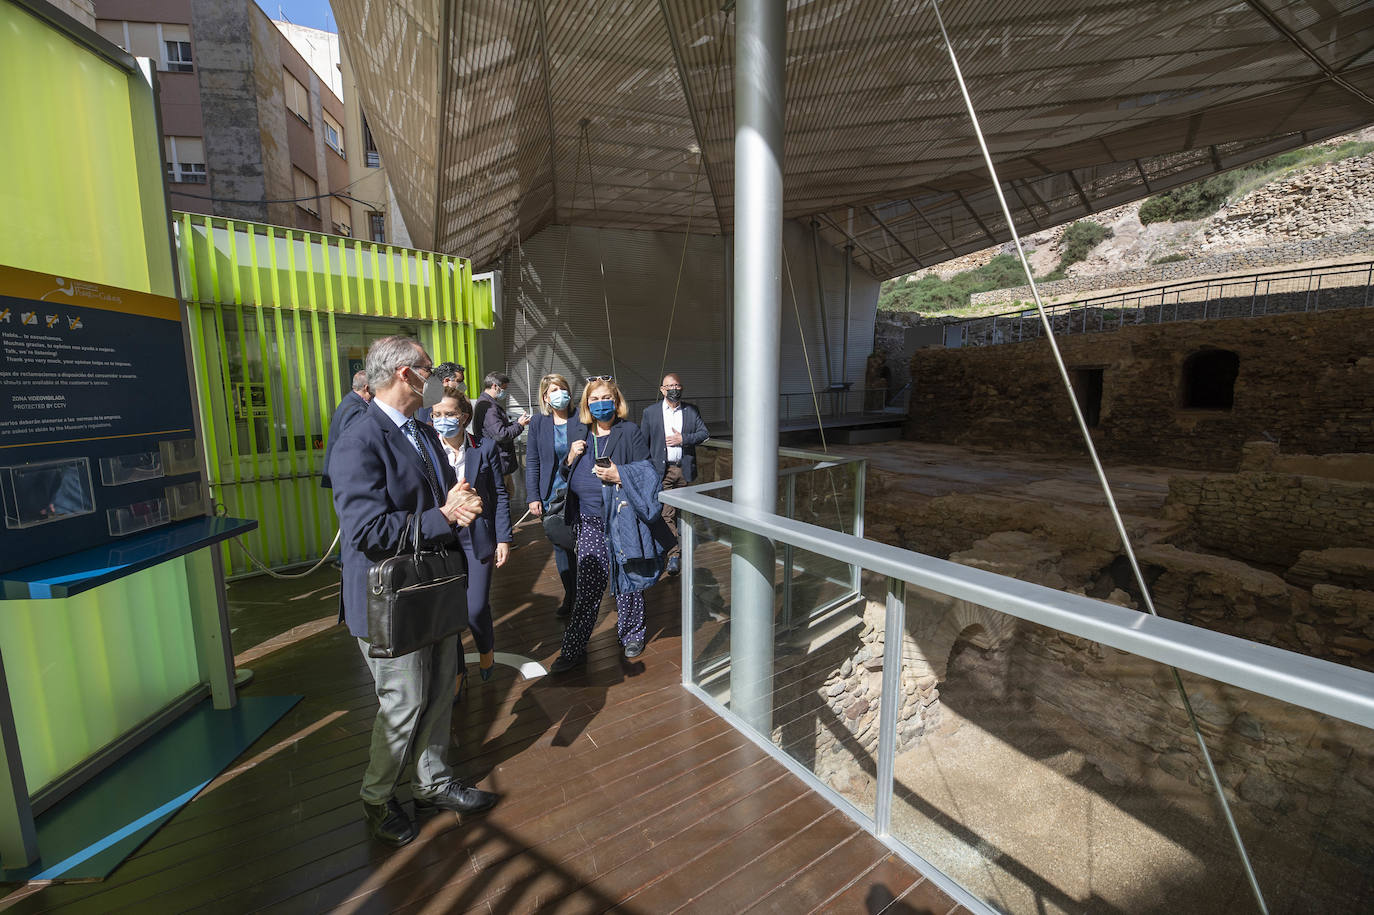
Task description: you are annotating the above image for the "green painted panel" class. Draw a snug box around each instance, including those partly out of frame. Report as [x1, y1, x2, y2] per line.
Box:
[0, 560, 199, 793]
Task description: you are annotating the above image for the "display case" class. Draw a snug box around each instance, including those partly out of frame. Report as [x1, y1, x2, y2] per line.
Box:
[2, 458, 96, 530]
[106, 498, 171, 536]
[98, 452, 164, 486]
[165, 481, 202, 521]
[159, 438, 200, 476]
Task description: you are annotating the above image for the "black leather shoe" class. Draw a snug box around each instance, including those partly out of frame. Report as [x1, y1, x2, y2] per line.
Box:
[362, 798, 416, 847]
[555, 597, 573, 619]
[623, 640, 645, 659]
[549, 652, 585, 673]
[414, 783, 500, 816]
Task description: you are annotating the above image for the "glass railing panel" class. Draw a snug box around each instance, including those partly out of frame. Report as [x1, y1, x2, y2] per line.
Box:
[686, 514, 740, 696]
[765, 572, 883, 822]
[1173, 670, 1374, 914]
[888, 586, 1251, 914]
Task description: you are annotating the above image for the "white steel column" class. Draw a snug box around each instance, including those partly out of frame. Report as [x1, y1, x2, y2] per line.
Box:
[729, 0, 785, 734]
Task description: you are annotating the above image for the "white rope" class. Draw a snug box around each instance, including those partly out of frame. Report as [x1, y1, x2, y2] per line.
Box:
[927, 2, 1268, 910]
[230, 528, 342, 580]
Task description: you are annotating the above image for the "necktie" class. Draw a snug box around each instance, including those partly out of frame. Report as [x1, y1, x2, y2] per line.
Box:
[404, 418, 443, 503]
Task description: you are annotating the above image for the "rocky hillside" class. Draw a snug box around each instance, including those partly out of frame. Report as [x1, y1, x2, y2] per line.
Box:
[905, 126, 1374, 286]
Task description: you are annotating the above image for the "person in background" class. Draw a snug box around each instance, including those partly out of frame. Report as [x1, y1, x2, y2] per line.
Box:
[549, 376, 673, 672]
[639, 372, 709, 574]
[416, 362, 464, 425]
[473, 371, 530, 496]
[321, 369, 372, 489]
[431, 388, 510, 693]
[524, 373, 584, 618]
[330, 336, 497, 849]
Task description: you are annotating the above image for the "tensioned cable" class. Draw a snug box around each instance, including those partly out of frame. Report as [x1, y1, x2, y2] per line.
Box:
[927, 2, 1268, 911]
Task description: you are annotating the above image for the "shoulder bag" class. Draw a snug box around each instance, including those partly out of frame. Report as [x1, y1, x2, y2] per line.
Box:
[366, 512, 468, 658]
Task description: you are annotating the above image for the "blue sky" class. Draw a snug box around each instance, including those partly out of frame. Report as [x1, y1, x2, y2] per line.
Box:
[254, 0, 337, 32]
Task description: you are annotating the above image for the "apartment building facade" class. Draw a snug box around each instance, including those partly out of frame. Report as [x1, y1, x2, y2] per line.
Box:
[93, 0, 352, 236]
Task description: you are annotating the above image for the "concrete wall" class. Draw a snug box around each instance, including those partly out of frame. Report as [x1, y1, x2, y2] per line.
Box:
[905, 307, 1374, 470]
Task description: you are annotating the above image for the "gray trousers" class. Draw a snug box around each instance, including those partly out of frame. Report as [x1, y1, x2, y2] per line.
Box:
[356, 634, 460, 804]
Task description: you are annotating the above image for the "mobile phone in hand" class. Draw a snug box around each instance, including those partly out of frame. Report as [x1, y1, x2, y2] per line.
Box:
[595, 457, 612, 468]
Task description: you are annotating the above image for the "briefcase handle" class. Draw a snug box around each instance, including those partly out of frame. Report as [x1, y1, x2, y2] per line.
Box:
[396, 511, 453, 561]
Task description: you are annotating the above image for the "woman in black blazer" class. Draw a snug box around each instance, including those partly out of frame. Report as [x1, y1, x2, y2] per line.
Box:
[524, 372, 582, 616]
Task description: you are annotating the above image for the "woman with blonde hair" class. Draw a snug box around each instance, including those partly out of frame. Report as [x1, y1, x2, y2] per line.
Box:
[548, 375, 674, 672]
[524, 372, 584, 617]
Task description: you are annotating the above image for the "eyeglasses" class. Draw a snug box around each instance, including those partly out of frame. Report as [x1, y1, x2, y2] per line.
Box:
[410, 362, 434, 376]
[585, 374, 615, 383]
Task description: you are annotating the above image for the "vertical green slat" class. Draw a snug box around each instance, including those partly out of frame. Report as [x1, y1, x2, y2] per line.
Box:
[385, 245, 398, 318]
[304, 235, 331, 552]
[323, 236, 342, 406]
[226, 221, 269, 575]
[354, 239, 366, 315]
[281, 230, 309, 561]
[209, 281, 240, 486]
[464, 260, 480, 385]
[401, 248, 413, 320]
[337, 235, 352, 316]
[441, 255, 461, 370]
[253, 226, 289, 564]
[370, 242, 383, 317]
[181, 212, 200, 303]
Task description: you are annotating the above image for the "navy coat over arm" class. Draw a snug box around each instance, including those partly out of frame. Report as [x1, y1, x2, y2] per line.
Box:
[331, 403, 458, 638]
[639, 401, 710, 483]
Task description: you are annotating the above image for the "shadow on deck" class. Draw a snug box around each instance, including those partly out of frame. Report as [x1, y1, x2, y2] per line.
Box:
[1, 523, 963, 914]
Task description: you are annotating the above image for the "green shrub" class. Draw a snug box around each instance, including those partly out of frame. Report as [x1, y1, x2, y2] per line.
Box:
[877, 253, 1030, 314]
[1040, 220, 1113, 280]
[1138, 174, 1236, 224]
[1152, 252, 1190, 264]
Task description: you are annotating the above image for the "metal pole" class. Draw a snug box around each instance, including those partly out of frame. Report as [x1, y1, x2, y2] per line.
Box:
[842, 242, 853, 386]
[874, 578, 905, 837]
[811, 220, 835, 388]
[730, 0, 784, 736]
[680, 514, 697, 686]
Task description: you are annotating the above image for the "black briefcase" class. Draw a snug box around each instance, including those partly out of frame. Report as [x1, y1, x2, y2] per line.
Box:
[366, 512, 468, 658]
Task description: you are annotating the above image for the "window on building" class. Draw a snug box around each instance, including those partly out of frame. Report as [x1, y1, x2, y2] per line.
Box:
[163, 24, 192, 71]
[368, 211, 385, 243]
[362, 114, 380, 168]
[331, 198, 352, 237]
[285, 72, 311, 126]
[293, 169, 319, 216]
[164, 136, 206, 184]
[1070, 367, 1104, 428]
[1182, 349, 1239, 410]
[323, 111, 345, 158]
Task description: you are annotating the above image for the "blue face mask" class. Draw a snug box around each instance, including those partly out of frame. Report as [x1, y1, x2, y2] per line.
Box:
[547, 389, 571, 410]
[494, 389, 508, 402]
[589, 400, 617, 421]
[433, 416, 463, 438]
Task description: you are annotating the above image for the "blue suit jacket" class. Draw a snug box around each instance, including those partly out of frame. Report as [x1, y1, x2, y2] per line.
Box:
[331, 403, 459, 638]
[443, 434, 512, 559]
[321, 390, 369, 489]
[639, 401, 710, 483]
[525, 413, 586, 505]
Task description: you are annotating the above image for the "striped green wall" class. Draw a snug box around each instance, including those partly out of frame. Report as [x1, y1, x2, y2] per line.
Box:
[176, 213, 493, 575]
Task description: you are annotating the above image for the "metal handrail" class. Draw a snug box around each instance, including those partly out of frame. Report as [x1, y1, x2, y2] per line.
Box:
[663, 486, 1374, 729]
[951, 258, 1374, 347]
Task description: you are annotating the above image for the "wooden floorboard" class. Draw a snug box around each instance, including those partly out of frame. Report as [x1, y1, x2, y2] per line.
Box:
[1, 524, 946, 914]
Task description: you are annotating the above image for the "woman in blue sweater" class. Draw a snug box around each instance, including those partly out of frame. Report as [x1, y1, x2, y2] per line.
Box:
[549, 376, 669, 671]
[524, 372, 583, 617]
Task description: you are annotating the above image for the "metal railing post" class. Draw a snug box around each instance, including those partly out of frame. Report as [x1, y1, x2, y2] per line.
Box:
[680, 513, 696, 686]
[874, 577, 905, 837]
[851, 460, 866, 593]
[782, 475, 795, 630]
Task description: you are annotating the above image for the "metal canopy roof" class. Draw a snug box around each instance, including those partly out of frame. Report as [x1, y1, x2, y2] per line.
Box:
[333, 0, 1374, 277]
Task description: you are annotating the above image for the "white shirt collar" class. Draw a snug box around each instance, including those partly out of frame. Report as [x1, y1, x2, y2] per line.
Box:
[374, 398, 410, 429]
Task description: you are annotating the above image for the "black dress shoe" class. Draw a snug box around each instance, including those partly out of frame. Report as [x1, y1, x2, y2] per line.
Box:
[549, 652, 586, 673]
[623, 640, 645, 659]
[555, 597, 573, 619]
[414, 783, 500, 816]
[362, 798, 417, 847]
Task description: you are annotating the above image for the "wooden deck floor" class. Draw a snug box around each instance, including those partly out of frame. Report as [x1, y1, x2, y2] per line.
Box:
[1, 525, 962, 914]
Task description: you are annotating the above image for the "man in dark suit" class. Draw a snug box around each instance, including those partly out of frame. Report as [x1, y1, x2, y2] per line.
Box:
[472, 371, 529, 497]
[639, 372, 709, 574]
[321, 370, 371, 489]
[330, 336, 499, 849]
[415, 361, 464, 425]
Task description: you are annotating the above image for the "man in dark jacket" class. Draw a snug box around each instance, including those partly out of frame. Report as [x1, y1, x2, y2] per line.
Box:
[321, 370, 371, 489]
[639, 372, 709, 574]
[415, 362, 464, 425]
[472, 371, 529, 495]
[331, 336, 498, 849]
